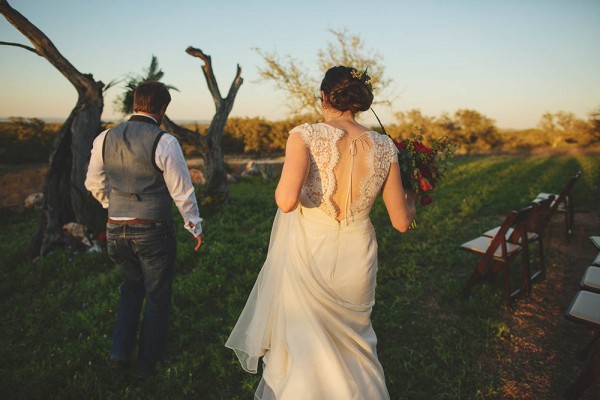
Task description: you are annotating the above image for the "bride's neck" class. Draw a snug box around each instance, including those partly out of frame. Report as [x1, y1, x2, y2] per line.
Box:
[323, 109, 356, 124]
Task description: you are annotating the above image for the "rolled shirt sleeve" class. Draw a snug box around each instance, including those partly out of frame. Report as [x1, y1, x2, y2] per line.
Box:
[84, 130, 111, 208]
[155, 134, 203, 236]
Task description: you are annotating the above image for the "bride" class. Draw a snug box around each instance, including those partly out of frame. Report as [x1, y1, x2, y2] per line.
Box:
[226, 65, 416, 399]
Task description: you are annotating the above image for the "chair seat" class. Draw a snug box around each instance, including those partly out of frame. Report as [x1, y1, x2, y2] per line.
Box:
[483, 226, 539, 242]
[533, 192, 567, 212]
[534, 192, 566, 210]
[581, 266, 600, 294]
[591, 236, 600, 250]
[566, 290, 600, 327]
[460, 236, 521, 260]
[593, 252, 600, 267]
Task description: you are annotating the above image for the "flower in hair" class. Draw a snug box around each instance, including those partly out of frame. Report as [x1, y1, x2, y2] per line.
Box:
[351, 67, 372, 93]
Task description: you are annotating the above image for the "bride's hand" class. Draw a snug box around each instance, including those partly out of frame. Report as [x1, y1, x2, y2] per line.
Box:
[404, 190, 417, 207]
[404, 190, 417, 225]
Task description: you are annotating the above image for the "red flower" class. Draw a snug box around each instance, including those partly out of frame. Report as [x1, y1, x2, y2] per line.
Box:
[392, 132, 457, 227]
[96, 232, 107, 245]
[419, 164, 432, 178]
[413, 141, 433, 154]
[420, 195, 433, 206]
[393, 140, 406, 149]
[417, 172, 434, 192]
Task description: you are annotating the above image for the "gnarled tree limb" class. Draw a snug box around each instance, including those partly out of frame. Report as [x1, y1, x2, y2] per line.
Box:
[0, 0, 102, 96]
[186, 46, 223, 109]
[0, 40, 39, 54]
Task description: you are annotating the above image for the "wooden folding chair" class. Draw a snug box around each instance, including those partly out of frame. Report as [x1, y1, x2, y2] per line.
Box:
[460, 206, 533, 304]
[564, 290, 600, 399]
[483, 197, 554, 283]
[534, 170, 582, 239]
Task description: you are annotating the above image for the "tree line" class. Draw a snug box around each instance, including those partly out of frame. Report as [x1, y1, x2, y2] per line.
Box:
[192, 108, 600, 156]
[2, 106, 599, 166]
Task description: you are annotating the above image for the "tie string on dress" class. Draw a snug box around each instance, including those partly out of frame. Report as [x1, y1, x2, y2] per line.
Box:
[344, 132, 370, 225]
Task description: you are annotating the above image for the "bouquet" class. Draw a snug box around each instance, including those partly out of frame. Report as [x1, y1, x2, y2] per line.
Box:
[393, 132, 457, 227]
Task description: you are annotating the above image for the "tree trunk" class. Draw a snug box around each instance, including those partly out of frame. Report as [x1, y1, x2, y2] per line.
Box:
[173, 47, 243, 201]
[0, 0, 105, 257]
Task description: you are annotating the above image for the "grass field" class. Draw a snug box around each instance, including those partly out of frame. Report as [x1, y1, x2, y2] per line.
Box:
[0, 154, 599, 399]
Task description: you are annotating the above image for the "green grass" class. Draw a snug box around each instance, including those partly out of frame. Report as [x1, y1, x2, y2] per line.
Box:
[1, 154, 598, 399]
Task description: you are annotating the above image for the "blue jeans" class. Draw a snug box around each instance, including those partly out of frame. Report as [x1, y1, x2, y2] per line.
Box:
[106, 220, 176, 376]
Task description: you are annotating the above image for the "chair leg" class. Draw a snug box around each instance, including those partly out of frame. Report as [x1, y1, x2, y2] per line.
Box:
[564, 346, 600, 400]
[460, 269, 482, 299]
[460, 258, 490, 299]
[522, 245, 531, 296]
[538, 238, 546, 279]
[569, 198, 575, 237]
[579, 331, 600, 361]
[502, 263, 512, 304]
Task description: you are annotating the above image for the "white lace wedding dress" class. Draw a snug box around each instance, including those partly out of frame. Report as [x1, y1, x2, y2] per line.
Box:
[226, 122, 398, 400]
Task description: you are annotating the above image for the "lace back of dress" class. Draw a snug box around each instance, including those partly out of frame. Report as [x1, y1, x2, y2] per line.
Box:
[299, 123, 396, 222]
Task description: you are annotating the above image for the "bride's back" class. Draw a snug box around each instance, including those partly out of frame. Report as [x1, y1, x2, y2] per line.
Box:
[294, 122, 397, 222]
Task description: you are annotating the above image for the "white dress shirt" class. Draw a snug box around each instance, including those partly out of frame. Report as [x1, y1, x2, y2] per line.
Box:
[85, 115, 203, 237]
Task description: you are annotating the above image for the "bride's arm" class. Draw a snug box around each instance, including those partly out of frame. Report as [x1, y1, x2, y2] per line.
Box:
[381, 162, 416, 232]
[275, 131, 309, 212]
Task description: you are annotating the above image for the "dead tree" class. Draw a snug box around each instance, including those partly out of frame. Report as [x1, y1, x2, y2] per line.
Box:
[0, 0, 106, 257]
[162, 46, 243, 201]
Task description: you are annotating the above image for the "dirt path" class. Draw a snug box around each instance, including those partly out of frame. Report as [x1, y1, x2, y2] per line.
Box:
[493, 212, 600, 399]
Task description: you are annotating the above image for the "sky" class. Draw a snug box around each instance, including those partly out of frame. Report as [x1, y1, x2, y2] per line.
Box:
[0, 0, 599, 130]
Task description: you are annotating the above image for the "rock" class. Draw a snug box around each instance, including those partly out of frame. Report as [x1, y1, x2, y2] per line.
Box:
[24, 192, 44, 210]
[227, 173, 238, 183]
[62, 222, 92, 247]
[241, 160, 261, 177]
[189, 168, 206, 185]
[86, 240, 102, 253]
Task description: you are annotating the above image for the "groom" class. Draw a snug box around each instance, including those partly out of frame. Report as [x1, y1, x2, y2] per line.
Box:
[85, 81, 203, 378]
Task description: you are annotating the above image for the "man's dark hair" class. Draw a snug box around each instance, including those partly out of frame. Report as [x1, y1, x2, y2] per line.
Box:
[133, 81, 171, 114]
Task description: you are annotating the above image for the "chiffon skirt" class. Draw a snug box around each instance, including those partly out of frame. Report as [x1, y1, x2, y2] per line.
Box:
[225, 202, 389, 400]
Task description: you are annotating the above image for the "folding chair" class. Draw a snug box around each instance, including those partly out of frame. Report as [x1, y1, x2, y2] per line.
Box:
[483, 197, 554, 283]
[460, 206, 533, 304]
[581, 266, 600, 294]
[564, 290, 600, 399]
[591, 236, 600, 250]
[534, 170, 582, 239]
[594, 253, 600, 267]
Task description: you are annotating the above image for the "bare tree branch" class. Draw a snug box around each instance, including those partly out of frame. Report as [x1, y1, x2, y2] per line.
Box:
[0, 40, 39, 54]
[186, 46, 222, 109]
[226, 64, 243, 101]
[162, 115, 208, 154]
[0, 0, 101, 94]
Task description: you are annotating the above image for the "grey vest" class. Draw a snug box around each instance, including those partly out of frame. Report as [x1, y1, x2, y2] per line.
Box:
[103, 117, 172, 220]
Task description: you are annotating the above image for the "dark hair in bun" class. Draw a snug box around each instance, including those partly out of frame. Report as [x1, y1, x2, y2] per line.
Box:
[320, 66, 374, 113]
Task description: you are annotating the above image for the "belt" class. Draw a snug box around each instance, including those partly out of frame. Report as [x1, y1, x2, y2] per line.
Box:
[108, 218, 164, 225]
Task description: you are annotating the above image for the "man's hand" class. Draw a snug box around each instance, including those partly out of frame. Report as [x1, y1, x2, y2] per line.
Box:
[193, 234, 203, 251]
[188, 221, 203, 251]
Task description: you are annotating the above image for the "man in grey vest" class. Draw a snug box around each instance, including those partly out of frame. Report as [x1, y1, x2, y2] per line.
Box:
[85, 81, 203, 378]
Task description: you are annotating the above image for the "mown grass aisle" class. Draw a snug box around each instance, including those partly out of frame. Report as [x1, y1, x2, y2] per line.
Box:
[1, 154, 598, 399]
